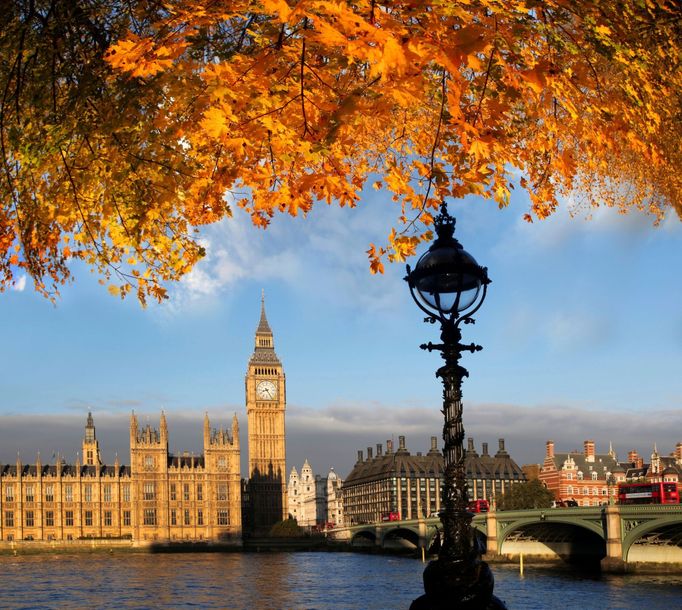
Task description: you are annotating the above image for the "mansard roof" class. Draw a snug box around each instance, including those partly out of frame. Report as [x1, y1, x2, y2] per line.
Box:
[343, 447, 443, 487]
[466, 440, 525, 480]
[549, 451, 620, 479]
[344, 438, 526, 487]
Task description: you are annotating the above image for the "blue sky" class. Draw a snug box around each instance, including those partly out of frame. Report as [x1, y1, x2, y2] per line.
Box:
[0, 186, 680, 478]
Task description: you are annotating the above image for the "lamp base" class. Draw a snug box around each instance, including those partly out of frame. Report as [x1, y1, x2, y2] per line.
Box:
[409, 557, 508, 610]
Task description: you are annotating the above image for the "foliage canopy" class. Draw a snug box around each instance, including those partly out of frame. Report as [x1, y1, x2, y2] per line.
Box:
[497, 478, 556, 510]
[1, 0, 680, 302]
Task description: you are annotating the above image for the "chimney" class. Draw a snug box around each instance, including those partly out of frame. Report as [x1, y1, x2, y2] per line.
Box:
[467, 438, 475, 452]
[546, 440, 555, 459]
[482, 442, 489, 457]
[386, 440, 393, 454]
[431, 437, 438, 451]
[376, 444, 383, 457]
[675, 443, 682, 462]
[584, 440, 595, 462]
[357, 450, 363, 463]
[399, 436, 406, 451]
[628, 449, 642, 468]
[367, 447, 373, 459]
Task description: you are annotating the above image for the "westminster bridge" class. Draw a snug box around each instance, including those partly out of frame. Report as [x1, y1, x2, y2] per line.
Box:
[328, 505, 682, 571]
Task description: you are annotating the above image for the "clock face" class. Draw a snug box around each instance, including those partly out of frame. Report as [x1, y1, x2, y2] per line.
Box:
[256, 380, 277, 400]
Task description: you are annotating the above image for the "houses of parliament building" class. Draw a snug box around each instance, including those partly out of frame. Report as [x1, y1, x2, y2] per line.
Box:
[0, 297, 287, 544]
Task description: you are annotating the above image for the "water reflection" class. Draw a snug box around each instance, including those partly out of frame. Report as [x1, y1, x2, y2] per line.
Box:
[0, 553, 680, 609]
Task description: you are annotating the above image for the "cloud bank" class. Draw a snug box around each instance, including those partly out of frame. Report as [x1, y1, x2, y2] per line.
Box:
[1, 402, 679, 480]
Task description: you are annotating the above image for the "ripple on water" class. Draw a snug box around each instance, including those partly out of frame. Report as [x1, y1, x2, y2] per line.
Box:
[0, 553, 680, 609]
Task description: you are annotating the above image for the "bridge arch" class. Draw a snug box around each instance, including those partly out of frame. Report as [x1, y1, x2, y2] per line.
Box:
[499, 519, 606, 567]
[381, 527, 421, 550]
[350, 530, 376, 547]
[623, 520, 682, 563]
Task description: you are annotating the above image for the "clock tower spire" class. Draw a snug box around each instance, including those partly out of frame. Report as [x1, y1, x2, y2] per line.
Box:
[245, 291, 287, 533]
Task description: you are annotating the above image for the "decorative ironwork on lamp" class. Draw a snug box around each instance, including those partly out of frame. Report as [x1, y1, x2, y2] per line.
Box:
[406, 202, 506, 610]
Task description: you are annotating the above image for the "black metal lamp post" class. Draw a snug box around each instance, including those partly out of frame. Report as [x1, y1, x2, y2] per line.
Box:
[406, 202, 506, 610]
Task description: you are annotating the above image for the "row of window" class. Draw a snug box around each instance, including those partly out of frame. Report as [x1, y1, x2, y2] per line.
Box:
[167, 483, 228, 502]
[2, 482, 231, 504]
[3, 508, 231, 529]
[2, 483, 131, 503]
[565, 486, 609, 496]
[5, 510, 131, 528]
[565, 472, 602, 481]
[166, 509, 230, 527]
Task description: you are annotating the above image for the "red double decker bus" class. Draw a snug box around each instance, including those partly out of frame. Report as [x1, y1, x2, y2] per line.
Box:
[617, 482, 679, 505]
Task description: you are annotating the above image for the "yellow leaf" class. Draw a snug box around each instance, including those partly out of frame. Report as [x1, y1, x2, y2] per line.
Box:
[200, 107, 231, 138]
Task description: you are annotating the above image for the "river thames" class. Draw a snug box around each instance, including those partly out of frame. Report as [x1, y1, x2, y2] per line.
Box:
[1, 552, 680, 609]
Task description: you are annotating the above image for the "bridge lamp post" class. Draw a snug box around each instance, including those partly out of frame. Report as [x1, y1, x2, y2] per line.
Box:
[405, 202, 506, 610]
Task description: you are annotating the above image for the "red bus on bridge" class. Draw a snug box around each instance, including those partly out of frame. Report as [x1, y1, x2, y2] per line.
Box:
[617, 481, 679, 505]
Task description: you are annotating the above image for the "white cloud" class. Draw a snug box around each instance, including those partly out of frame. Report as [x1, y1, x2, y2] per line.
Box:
[167, 196, 408, 315]
[1, 401, 680, 478]
[11, 275, 26, 292]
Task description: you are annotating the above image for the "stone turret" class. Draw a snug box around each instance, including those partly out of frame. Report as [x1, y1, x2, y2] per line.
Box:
[83, 411, 102, 466]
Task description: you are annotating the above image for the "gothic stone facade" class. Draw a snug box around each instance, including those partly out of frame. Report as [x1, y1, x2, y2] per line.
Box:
[0, 411, 241, 543]
[287, 461, 344, 528]
[0, 296, 291, 543]
[245, 296, 288, 534]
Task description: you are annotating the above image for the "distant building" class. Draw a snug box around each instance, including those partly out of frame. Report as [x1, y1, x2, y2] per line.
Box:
[465, 438, 527, 505]
[287, 461, 344, 528]
[342, 436, 442, 525]
[540, 440, 682, 507]
[245, 296, 288, 534]
[618, 444, 682, 485]
[522, 464, 541, 481]
[341, 436, 525, 524]
[0, 411, 242, 543]
[540, 440, 618, 506]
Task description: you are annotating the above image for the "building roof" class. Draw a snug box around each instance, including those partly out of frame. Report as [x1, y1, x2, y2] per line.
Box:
[548, 451, 619, 480]
[343, 438, 443, 486]
[0, 463, 131, 478]
[343, 437, 525, 486]
[250, 294, 281, 365]
[466, 439, 526, 481]
[257, 293, 272, 334]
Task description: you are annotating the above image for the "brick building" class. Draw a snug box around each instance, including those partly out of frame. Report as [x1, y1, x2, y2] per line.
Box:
[540, 440, 682, 507]
[540, 440, 621, 506]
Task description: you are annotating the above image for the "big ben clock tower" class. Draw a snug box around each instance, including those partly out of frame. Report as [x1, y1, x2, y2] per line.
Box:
[245, 292, 287, 533]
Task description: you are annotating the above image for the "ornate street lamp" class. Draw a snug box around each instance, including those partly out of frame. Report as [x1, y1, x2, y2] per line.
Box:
[406, 202, 506, 610]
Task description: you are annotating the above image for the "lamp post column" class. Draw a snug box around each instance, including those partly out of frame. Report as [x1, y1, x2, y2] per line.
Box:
[405, 202, 506, 609]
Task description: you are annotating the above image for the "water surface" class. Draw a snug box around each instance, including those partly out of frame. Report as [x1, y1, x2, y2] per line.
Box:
[1, 552, 680, 609]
